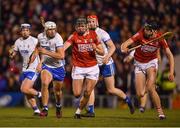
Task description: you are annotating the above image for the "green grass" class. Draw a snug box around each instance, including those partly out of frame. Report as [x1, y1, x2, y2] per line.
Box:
[0, 107, 180, 127]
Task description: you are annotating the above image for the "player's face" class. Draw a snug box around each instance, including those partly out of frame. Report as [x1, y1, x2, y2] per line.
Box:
[87, 18, 97, 30]
[21, 28, 30, 39]
[75, 24, 87, 35]
[144, 28, 153, 38]
[46, 28, 56, 38]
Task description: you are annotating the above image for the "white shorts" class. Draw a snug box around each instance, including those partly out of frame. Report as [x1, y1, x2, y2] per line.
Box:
[72, 65, 99, 80]
[134, 58, 158, 74]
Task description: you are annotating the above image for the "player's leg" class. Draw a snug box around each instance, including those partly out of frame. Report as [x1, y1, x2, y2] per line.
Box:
[53, 81, 63, 118]
[135, 72, 147, 113]
[21, 78, 41, 98]
[52, 66, 66, 118]
[81, 89, 95, 117]
[20, 73, 41, 115]
[74, 65, 99, 119]
[146, 67, 165, 119]
[71, 66, 85, 108]
[40, 69, 53, 117]
[105, 75, 134, 114]
[26, 94, 40, 115]
[75, 78, 97, 119]
[73, 79, 84, 119]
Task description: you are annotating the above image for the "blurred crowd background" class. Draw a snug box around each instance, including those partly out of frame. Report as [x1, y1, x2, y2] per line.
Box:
[0, 0, 179, 108]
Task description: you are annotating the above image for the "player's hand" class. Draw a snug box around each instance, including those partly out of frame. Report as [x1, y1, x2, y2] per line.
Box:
[36, 63, 42, 72]
[103, 55, 110, 64]
[168, 73, 175, 82]
[9, 45, 15, 58]
[123, 55, 133, 63]
[38, 47, 47, 54]
[91, 43, 97, 51]
[121, 47, 129, 54]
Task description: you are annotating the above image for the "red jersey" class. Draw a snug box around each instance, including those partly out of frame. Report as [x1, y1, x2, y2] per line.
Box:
[131, 29, 169, 63]
[66, 30, 100, 67]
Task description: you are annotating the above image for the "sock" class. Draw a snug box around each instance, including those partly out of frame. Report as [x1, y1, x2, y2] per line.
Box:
[75, 108, 81, 114]
[32, 106, 38, 111]
[43, 105, 48, 111]
[56, 103, 62, 108]
[88, 105, 94, 113]
[124, 96, 132, 107]
[32, 106, 40, 113]
[124, 96, 130, 103]
[157, 107, 164, 116]
[37, 92, 42, 98]
[74, 97, 80, 107]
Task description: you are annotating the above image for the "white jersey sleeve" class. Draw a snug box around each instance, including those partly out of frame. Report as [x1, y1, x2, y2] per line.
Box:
[14, 39, 20, 52]
[55, 34, 64, 48]
[96, 28, 111, 43]
[95, 28, 114, 65]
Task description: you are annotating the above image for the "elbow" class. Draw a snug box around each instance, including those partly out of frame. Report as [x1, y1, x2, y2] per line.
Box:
[112, 45, 116, 53]
[120, 44, 124, 53]
[57, 53, 65, 60]
[98, 49, 105, 56]
[120, 44, 125, 53]
[101, 50, 105, 56]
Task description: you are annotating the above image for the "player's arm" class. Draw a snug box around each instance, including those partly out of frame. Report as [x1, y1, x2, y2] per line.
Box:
[103, 40, 115, 64]
[123, 50, 135, 63]
[121, 38, 134, 53]
[157, 49, 161, 65]
[92, 35, 104, 55]
[9, 45, 18, 59]
[92, 42, 104, 56]
[64, 34, 73, 51]
[64, 41, 72, 51]
[38, 46, 64, 59]
[164, 47, 175, 81]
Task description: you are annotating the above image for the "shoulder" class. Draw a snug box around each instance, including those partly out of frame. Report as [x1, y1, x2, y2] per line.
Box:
[89, 30, 98, 36]
[30, 36, 38, 42]
[156, 32, 163, 37]
[37, 33, 44, 39]
[132, 29, 143, 39]
[68, 32, 77, 39]
[96, 27, 108, 34]
[14, 38, 21, 45]
[54, 33, 63, 41]
[96, 27, 110, 37]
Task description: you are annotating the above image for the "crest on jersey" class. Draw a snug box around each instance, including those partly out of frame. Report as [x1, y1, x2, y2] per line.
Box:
[89, 39, 93, 43]
[77, 39, 82, 43]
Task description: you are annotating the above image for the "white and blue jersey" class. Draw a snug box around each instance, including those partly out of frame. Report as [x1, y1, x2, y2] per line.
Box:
[14, 36, 40, 81]
[95, 27, 115, 77]
[38, 32, 65, 81]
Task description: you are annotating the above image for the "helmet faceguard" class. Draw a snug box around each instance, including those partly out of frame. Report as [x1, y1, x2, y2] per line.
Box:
[75, 17, 88, 35]
[144, 20, 159, 30]
[87, 15, 99, 27]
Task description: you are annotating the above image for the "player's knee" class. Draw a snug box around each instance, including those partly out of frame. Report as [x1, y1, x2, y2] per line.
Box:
[137, 92, 144, 97]
[41, 81, 49, 89]
[20, 86, 29, 94]
[107, 88, 115, 94]
[74, 94, 81, 98]
[54, 86, 61, 92]
[84, 90, 90, 99]
[73, 92, 81, 98]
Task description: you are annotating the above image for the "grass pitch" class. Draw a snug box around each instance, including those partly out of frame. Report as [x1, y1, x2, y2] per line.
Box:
[0, 107, 179, 127]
